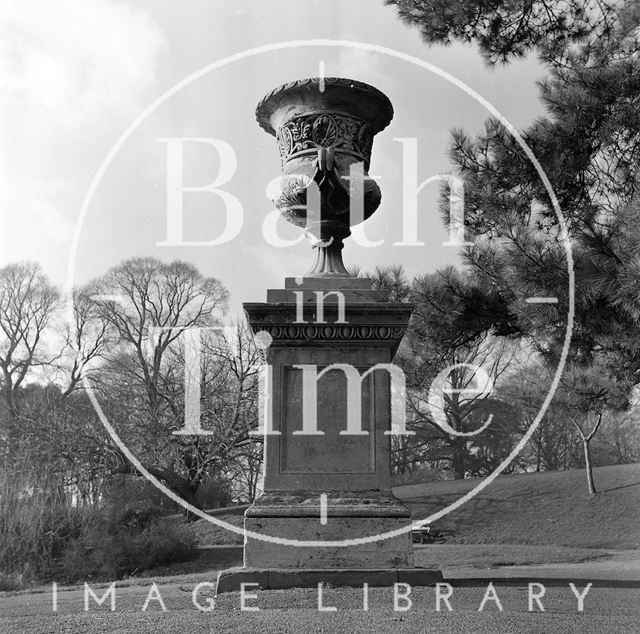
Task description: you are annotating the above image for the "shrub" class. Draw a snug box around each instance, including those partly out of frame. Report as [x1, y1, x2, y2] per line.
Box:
[392, 465, 451, 485]
[196, 477, 233, 509]
[0, 456, 93, 584]
[59, 503, 198, 582]
[0, 458, 198, 586]
[0, 567, 35, 592]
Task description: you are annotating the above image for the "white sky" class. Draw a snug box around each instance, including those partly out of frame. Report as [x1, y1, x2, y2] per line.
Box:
[0, 0, 546, 315]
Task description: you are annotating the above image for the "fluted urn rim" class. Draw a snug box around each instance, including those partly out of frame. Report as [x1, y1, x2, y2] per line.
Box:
[256, 77, 394, 136]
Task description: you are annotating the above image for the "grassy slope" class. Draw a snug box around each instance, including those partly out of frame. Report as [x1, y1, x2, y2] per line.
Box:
[186, 464, 640, 550]
[396, 463, 640, 549]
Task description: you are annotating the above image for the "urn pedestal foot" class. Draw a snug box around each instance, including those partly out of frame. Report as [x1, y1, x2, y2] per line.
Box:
[243, 490, 414, 569]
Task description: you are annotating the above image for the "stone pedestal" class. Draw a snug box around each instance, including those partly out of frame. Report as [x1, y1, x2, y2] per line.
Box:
[242, 277, 414, 570]
[215, 77, 444, 592]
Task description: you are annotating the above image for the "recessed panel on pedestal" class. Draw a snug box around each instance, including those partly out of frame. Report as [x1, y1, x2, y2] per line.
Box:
[280, 365, 375, 474]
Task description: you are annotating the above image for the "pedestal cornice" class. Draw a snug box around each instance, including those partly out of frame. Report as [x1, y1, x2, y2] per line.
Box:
[244, 301, 413, 354]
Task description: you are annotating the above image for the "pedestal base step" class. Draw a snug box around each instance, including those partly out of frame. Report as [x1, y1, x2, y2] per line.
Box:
[245, 515, 414, 568]
[216, 567, 443, 593]
[245, 492, 414, 569]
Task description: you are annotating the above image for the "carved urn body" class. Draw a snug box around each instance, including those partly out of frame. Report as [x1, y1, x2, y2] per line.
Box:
[256, 78, 393, 276]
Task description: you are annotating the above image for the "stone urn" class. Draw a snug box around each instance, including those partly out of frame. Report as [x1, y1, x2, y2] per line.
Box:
[256, 77, 393, 276]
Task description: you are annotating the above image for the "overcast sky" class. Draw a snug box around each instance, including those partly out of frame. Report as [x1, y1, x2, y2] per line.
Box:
[1, 0, 547, 315]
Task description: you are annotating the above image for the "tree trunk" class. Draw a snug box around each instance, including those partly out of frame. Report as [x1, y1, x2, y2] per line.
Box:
[534, 431, 542, 472]
[181, 485, 203, 522]
[583, 438, 597, 495]
[145, 465, 203, 520]
[452, 437, 465, 480]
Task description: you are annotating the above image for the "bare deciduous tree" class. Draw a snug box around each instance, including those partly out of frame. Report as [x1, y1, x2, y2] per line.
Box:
[83, 257, 265, 512]
[0, 262, 59, 418]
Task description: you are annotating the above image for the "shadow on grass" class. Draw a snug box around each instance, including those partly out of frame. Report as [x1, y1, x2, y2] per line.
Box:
[141, 545, 243, 578]
[601, 480, 640, 493]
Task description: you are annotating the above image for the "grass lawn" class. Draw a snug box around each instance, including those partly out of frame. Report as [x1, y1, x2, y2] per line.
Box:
[187, 464, 640, 550]
[414, 544, 612, 569]
[160, 543, 611, 579]
[396, 463, 640, 549]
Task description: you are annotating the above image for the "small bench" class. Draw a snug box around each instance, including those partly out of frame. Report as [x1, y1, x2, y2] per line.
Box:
[411, 526, 433, 544]
[411, 526, 449, 544]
